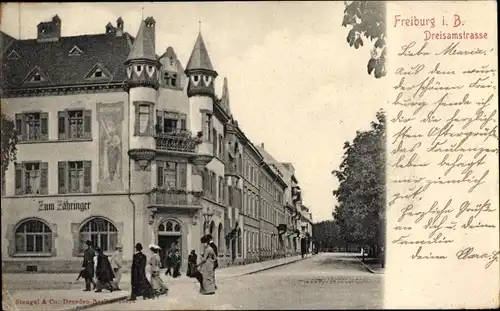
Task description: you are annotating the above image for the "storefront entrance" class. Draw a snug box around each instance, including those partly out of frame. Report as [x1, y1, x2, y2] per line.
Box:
[157, 219, 182, 269]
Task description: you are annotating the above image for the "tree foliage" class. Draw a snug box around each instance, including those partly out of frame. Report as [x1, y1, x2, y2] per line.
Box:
[1, 112, 18, 187]
[342, 1, 387, 78]
[331, 110, 386, 246]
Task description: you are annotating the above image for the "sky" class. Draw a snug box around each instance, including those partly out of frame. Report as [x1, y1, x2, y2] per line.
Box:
[1, 2, 385, 222]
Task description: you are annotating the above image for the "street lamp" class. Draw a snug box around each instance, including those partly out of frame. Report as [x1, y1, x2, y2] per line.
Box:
[202, 204, 214, 234]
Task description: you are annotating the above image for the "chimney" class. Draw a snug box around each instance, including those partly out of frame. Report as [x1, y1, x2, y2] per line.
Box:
[116, 17, 124, 37]
[105, 22, 115, 34]
[37, 14, 61, 42]
[261, 143, 264, 148]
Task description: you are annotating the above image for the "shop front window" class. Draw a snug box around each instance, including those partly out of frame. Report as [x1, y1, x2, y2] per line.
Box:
[79, 217, 118, 252]
[15, 219, 53, 254]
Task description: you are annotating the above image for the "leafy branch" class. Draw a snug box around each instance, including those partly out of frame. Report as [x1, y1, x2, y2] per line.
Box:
[342, 1, 387, 78]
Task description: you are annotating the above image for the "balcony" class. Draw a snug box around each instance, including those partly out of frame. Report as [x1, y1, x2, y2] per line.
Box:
[148, 188, 203, 209]
[154, 128, 202, 154]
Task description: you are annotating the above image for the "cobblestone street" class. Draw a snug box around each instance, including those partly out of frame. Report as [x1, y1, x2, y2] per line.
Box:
[93, 253, 382, 310]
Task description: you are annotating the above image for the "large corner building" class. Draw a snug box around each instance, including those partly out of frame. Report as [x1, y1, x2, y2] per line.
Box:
[0, 15, 311, 272]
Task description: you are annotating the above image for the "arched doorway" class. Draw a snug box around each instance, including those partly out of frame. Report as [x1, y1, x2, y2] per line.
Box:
[157, 219, 182, 268]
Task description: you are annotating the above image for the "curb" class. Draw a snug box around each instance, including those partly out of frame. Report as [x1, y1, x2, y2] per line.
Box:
[244, 256, 306, 275]
[359, 259, 376, 274]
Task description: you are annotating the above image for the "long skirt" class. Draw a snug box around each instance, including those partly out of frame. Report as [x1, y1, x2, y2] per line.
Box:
[200, 265, 216, 295]
[150, 272, 168, 295]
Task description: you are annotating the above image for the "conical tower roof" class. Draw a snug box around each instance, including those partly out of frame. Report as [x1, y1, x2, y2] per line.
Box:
[185, 32, 215, 72]
[127, 17, 157, 62]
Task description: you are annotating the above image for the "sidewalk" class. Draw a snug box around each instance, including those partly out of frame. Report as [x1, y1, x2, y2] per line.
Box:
[3, 255, 304, 311]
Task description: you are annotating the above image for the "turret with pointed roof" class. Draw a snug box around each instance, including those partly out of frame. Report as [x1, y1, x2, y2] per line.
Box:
[124, 17, 160, 90]
[185, 31, 218, 98]
[219, 77, 231, 114]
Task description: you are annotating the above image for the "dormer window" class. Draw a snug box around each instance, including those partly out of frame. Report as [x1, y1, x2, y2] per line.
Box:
[84, 64, 109, 80]
[193, 75, 199, 82]
[68, 45, 83, 56]
[136, 65, 142, 72]
[7, 50, 21, 60]
[32, 73, 42, 81]
[171, 74, 177, 87]
[41, 28, 47, 34]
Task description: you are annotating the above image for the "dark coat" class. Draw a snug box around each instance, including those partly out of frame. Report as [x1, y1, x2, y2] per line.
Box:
[300, 238, 307, 254]
[82, 247, 95, 278]
[131, 252, 153, 297]
[96, 253, 115, 283]
[209, 242, 219, 269]
[187, 253, 198, 277]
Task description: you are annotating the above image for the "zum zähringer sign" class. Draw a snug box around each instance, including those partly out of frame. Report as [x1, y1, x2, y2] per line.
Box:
[38, 200, 91, 212]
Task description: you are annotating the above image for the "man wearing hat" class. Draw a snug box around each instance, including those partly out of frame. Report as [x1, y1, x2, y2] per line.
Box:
[82, 240, 95, 291]
[111, 243, 124, 290]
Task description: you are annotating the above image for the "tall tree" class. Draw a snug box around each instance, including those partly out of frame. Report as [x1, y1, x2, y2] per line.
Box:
[332, 110, 386, 250]
[342, 1, 387, 78]
[1, 111, 18, 191]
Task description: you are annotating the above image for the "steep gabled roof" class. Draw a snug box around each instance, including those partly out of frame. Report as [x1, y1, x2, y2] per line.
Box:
[185, 32, 215, 72]
[1, 32, 133, 90]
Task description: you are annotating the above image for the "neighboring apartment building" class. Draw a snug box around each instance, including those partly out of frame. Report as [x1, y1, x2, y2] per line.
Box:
[256, 147, 302, 256]
[300, 204, 314, 253]
[0, 15, 241, 272]
[241, 142, 263, 263]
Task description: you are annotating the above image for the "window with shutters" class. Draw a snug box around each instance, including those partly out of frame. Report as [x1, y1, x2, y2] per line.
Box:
[211, 172, 217, 201]
[57, 109, 91, 141]
[218, 177, 224, 203]
[58, 161, 92, 194]
[15, 219, 53, 255]
[156, 161, 187, 189]
[15, 112, 48, 142]
[14, 162, 48, 195]
[133, 101, 154, 136]
[212, 129, 218, 156]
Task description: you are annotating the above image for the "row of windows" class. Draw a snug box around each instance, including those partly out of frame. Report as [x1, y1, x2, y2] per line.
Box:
[13, 217, 117, 255]
[244, 159, 259, 185]
[244, 230, 259, 253]
[14, 161, 91, 195]
[260, 232, 279, 251]
[15, 110, 92, 142]
[243, 188, 259, 218]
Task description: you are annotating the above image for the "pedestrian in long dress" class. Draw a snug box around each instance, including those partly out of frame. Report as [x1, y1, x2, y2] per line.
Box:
[149, 244, 168, 297]
[110, 244, 124, 290]
[82, 240, 95, 291]
[95, 247, 115, 292]
[130, 243, 154, 301]
[197, 235, 216, 295]
[206, 234, 219, 289]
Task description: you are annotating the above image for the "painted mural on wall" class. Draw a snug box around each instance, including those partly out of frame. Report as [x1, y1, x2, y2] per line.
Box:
[97, 102, 124, 192]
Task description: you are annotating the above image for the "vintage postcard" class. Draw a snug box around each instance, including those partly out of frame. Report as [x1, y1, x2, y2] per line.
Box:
[1, 1, 498, 310]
